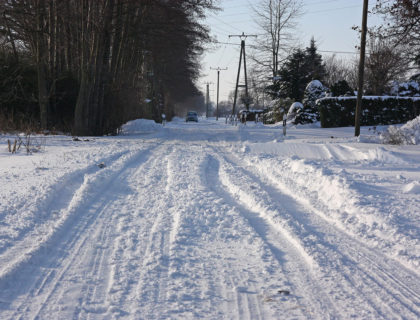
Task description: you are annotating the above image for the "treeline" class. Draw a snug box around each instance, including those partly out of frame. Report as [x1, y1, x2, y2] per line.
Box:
[0, 0, 216, 135]
[230, 0, 420, 126]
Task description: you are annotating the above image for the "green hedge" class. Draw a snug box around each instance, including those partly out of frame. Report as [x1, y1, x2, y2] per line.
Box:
[317, 96, 420, 128]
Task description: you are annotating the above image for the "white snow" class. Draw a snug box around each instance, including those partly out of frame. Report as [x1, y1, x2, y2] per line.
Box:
[1, 117, 419, 319]
[286, 101, 303, 120]
[304, 79, 324, 91]
[403, 181, 420, 194]
[120, 118, 162, 134]
[380, 115, 420, 145]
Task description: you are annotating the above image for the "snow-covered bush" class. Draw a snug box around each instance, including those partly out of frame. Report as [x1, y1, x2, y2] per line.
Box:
[380, 115, 420, 145]
[287, 102, 303, 122]
[296, 80, 327, 124]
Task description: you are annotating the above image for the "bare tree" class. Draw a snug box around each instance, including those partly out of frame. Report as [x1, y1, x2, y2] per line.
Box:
[1, 0, 217, 134]
[251, 0, 302, 78]
[323, 54, 355, 88]
[365, 36, 408, 95]
[374, 0, 420, 69]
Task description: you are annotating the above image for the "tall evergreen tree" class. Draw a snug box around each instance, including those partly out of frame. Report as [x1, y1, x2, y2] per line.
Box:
[276, 48, 307, 101]
[305, 37, 326, 81]
[273, 38, 326, 101]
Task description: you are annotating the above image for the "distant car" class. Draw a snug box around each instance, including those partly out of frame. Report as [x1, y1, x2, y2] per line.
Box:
[186, 111, 198, 122]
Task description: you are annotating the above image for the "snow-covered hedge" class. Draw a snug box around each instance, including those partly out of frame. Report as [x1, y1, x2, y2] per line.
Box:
[317, 96, 420, 128]
[380, 115, 420, 145]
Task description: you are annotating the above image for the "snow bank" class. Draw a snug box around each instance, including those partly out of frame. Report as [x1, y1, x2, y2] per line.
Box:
[249, 155, 420, 272]
[120, 119, 162, 134]
[403, 181, 420, 194]
[380, 115, 420, 145]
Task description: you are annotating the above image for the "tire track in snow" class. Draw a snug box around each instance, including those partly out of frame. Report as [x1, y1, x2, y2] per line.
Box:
[0, 143, 160, 320]
[49, 143, 165, 319]
[122, 144, 275, 319]
[79, 144, 172, 317]
[221, 150, 420, 319]
[35, 198, 116, 320]
[0, 148, 131, 280]
[251, 154, 419, 273]
[103, 144, 176, 317]
[247, 155, 420, 307]
[205, 152, 333, 319]
[32, 145, 159, 319]
[131, 145, 223, 318]
[160, 147, 270, 319]
[165, 149, 237, 319]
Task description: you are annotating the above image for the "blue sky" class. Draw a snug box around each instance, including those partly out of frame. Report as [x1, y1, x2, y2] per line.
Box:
[200, 0, 382, 102]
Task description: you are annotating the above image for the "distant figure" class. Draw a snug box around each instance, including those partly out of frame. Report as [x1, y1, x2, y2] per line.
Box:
[162, 113, 166, 126]
[255, 113, 259, 123]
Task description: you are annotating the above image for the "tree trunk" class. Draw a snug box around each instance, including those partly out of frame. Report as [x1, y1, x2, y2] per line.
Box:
[74, 0, 114, 136]
[36, 0, 50, 130]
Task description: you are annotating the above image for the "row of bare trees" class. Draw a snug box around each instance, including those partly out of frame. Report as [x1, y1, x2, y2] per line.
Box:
[1, 0, 216, 135]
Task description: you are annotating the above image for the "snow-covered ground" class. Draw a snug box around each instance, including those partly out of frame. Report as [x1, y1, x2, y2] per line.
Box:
[0, 117, 419, 319]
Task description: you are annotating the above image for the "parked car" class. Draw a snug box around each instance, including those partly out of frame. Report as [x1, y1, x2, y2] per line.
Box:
[186, 111, 198, 122]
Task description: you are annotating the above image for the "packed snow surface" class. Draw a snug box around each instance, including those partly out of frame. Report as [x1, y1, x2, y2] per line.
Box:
[1, 118, 419, 319]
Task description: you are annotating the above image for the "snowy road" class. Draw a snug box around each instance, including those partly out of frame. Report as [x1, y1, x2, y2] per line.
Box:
[0, 118, 419, 319]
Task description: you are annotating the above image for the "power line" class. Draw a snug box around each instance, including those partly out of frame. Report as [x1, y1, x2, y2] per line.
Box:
[226, 50, 240, 66]
[210, 40, 362, 55]
[210, 23, 233, 36]
[209, 15, 243, 33]
[304, 0, 342, 6]
[318, 49, 363, 55]
[304, 4, 362, 15]
[209, 11, 251, 18]
[213, 3, 364, 25]
[217, 37, 231, 66]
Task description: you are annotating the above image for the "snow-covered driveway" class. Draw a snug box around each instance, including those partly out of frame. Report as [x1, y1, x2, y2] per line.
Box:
[0, 118, 419, 319]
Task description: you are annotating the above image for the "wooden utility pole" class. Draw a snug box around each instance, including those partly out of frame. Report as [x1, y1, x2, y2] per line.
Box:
[205, 82, 212, 118]
[211, 67, 228, 120]
[229, 32, 257, 115]
[355, 0, 369, 137]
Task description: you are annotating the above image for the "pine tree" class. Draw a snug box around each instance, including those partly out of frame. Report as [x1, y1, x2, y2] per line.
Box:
[274, 39, 326, 101]
[305, 37, 326, 81]
[276, 48, 308, 101]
